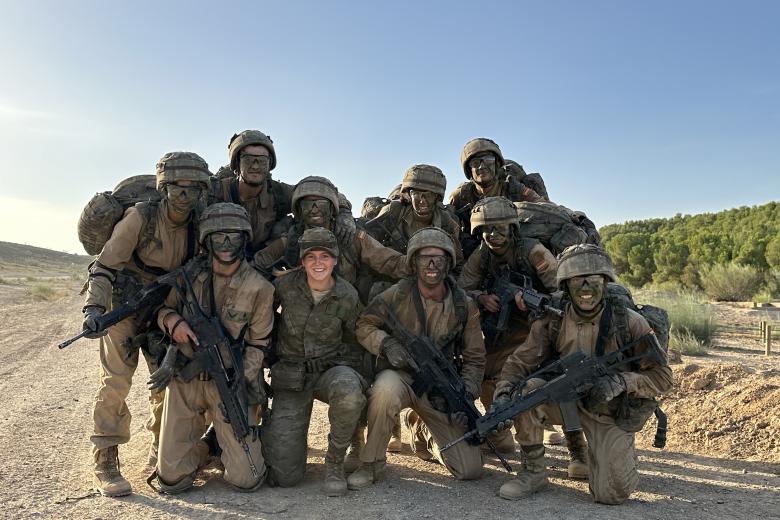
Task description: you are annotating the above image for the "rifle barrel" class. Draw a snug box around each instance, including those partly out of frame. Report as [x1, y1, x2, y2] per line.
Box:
[58, 330, 88, 349]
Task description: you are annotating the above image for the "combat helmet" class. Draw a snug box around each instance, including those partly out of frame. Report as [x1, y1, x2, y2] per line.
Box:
[155, 151, 211, 191]
[228, 130, 277, 172]
[405, 227, 456, 269]
[299, 226, 339, 259]
[401, 164, 447, 199]
[292, 176, 340, 218]
[388, 184, 403, 201]
[470, 196, 519, 235]
[556, 244, 617, 289]
[198, 202, 252, 245]
[460, 137, 505, 179]
[503, 159, 527, 180]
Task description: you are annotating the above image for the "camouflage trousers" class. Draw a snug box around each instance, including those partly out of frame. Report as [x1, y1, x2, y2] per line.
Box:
[91, 316, 163, 453]
[262, 365, 366, 487]
[157, 377, 265, 491]
[362, 369, 483, 480]
[514, 401, 639, 504]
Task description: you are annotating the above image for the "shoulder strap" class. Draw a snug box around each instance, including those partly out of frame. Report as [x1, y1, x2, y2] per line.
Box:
[227, 177, 240, 204]
[594, 302, 614, 357]
[132, 202, 168, 277]
[609, 293, 632, 347]
[269, 180, 290, 220]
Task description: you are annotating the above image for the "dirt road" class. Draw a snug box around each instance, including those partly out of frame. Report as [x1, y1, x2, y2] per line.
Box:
[0, 286, 778, 520]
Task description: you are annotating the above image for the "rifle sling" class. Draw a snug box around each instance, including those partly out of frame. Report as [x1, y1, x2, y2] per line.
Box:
[594, 301, 613, 358]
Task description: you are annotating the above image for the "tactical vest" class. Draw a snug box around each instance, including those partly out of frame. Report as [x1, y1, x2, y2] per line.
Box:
[479, 237, 546, 292]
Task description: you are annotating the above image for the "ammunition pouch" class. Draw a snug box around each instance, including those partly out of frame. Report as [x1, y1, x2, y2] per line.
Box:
[614, 396, 659, 433]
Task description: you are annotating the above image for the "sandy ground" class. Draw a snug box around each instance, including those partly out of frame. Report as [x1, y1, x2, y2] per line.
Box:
[0, 282, 778, 520]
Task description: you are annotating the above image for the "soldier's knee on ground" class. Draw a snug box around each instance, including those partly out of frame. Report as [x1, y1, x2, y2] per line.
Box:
[227, 466, 267, 492]
[157, 471, 195, 495]
[368, 371, 405, 415]
[268, 461, 306, 488]
[450, 453, 483, 481]
[330, 379, 367, 414]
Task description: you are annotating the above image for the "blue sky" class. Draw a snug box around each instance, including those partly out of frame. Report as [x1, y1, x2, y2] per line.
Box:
[0, 1, 778, 253]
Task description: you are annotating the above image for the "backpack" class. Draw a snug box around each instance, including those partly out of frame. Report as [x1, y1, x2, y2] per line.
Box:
[78, 175, 161, 255]
[503, 163, 550, 201]
[514, 201, 590, 256]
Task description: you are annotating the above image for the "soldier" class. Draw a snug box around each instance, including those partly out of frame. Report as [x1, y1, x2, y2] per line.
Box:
[254, 176, 410, 286]
[448, 138, 543, 259]
[81, 152, 210, 496]
[150, 203, 272, 493]
[362, 164, 464, 452]
[347, 228, 486, 489]
[365, 164, 463, 271]
[261, 227, 366, 496]
[210, 130, 356, 257]
[493, 244, 672, 504]
[457, 197, 565, 453]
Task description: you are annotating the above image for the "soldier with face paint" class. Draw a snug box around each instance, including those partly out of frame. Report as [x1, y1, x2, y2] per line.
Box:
[81, 152, 210, 497]
[455, 197, 592, 468]
[253, 176, 410, 286]
[151, 203, 273, 494]
[210, 130, 357, 257]
[492, 244, 672, 504]
[347, 228, 486, 490]
[448, 138, 543, 259]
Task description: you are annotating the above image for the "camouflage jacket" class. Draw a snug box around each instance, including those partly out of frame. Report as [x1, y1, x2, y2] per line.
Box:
[254, 225, 410, 285]
[273, 268, 363, 366]
[448, 176, 542, 234]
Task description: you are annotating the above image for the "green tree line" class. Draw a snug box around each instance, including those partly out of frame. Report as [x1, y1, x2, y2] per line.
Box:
[600, 201, 780, 289]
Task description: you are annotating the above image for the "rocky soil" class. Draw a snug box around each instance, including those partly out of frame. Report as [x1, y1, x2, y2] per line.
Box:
[0, 282, 778, 520]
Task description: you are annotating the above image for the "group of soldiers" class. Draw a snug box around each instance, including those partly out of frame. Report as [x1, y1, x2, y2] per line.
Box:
[80, 130, 672, 505]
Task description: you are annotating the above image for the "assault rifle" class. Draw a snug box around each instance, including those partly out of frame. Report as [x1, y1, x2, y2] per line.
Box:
[173, 268, 261, 479]
[377, 299, 513, 472]
[58, 271, 178, 349]
[482, 265, 563, 346]
[441, 333, 664, 452]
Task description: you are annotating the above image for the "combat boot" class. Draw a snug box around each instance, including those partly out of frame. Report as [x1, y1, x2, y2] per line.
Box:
[93, 446, 132, 497]
[543, 426, 564, 446]
[400, 409, 432, 461]
[565, 430, 589, 480]
[322, 457, 348, 497]
[499, 445, 548, 500]
[387, 417, 403, 453]
[346, 460, 386, 490]
[344, 426, 365, 473]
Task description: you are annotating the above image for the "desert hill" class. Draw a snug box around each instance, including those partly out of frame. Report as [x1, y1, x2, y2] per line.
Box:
[0, 241, 92, 278]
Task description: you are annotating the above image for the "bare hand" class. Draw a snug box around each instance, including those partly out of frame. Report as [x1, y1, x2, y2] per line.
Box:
[478, 294, 501, 313]
[165, 314, 199, 345]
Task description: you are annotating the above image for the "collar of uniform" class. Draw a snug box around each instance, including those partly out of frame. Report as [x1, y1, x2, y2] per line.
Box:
[401, 203, 442, 228]
[159, 199, 193, 229]
[565, 302, 603, 325]
[291, 267, 350, 303]
[193, 259, 249, 288]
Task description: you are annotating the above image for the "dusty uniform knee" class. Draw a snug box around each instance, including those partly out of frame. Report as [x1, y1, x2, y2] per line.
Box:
[329, 374, 367, 413]
[368, 371, 405, 413]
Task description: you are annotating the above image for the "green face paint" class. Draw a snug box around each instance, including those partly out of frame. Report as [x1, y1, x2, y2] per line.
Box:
[414, 253, 449, 288]
[567, 275, 605, 315]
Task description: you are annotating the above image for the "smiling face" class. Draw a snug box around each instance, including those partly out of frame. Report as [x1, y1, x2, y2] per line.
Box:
[481, 223, 512, 253]
[468, 152, 498, 188]
[567, 274, 606, 314]
[302, 249, 337, 283]
[299, 196, 333, 228]
[409, 189, 436, 219]
[238, 144, 271, 187]
[414, 246, 450, 288]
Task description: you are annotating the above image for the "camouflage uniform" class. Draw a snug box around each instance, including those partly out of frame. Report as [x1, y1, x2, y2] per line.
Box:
[457, 196, 558, 452]
[261, 228, 366, 496]
[209, 130, 355, 256]
[254, 176, 410, 286]
[495, 245, 673, 504]
[348, 228, 486, 488]
[83, 152, 209, 496]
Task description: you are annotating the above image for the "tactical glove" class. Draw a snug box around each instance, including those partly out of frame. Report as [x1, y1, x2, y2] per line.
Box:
[335, 211, 357, 244]
[381, 337, 418, 371]
[489, 395, 513, 432]
[82, 306, 107, 339]
[451, 411, 469, 430]
[148, 344, 178, 392]
[585, 373, 626, 408]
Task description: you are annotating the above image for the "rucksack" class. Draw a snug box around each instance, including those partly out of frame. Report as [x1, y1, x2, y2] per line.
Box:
[514, 201, 590, 256]
[78, 175, 161, 255]
[503, 164, 549, 201]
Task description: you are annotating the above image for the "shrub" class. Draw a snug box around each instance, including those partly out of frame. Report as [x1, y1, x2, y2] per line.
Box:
[700, 263, 764, 301]
[670, 330, 708, 356]
[640, 289, 718, 347]
[31, 283, 57, 301]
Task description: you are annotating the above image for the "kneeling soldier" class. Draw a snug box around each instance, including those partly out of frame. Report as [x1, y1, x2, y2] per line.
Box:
[348, 228, 486, 489]
[151, 203, 273, 493]
[493, 244, 672, 504]
[261, 227, 367, 496]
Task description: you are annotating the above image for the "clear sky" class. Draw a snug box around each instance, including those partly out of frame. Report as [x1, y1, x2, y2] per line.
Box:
[1, 1, 778, 254]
